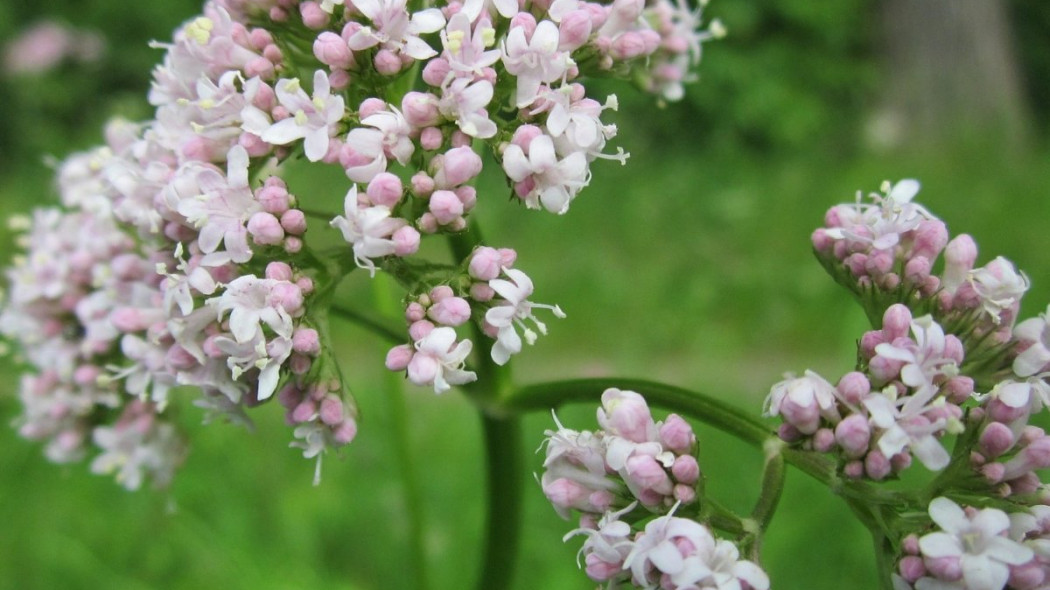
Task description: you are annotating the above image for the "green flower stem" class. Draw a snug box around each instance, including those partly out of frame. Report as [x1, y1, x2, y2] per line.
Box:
[750, 446, 785, 533]
[329, 305, 404, 345]
[372, 275, 430, 590]
[443, 222, 525, 589]
[504, 378, 772, 446]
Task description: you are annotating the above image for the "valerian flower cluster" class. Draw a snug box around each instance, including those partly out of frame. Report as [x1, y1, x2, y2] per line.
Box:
[765, 180, 1050, 589]
[542, 388, 770, 590]
[1, 0, 722, 489]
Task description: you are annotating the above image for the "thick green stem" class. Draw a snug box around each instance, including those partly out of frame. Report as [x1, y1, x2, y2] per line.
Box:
[751, 445, 785, 532]
[475, 412, 524, 590]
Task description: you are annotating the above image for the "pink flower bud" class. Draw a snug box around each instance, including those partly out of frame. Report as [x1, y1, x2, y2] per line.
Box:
[624, 454, 671, 493]
[73, 364, 101, 385]
[239, 132, 271, 157]
[450, 130, 471, 147]
[811, 228, 834, 252]
[422, 58, 451, 86]
[366, 172, 403, 208]
[898, 556, 925, 583]
[417, 213, 439, 234]
[402, 92, 440, 127]
[836, 372, 870, 404]
[859, 330, 884, 359]
[392, 226, 421, 256]
[428, 296, 472, 327]
[469, 247, 503, 280]
[509, 13, 537, 37]
[292, 399, 318, 423]
[359, 98, 387, 119]
[902, 534, 920, 555]
[300, 1, 329, 27]
[543, 477, 589, 510]
[271, 282, 304, 313]
[584, 552, 624, 582]
[110, 308, 149, 332]
[278, 384, 304, 409]
[868, 355, 904, 384]
[497, 248, 517, 267]
[510, 124, 543, 150]
[924, 557, 962, 582]
[374, 49, 402, 75]
[904, 256, 932, 285]
[386, 344, 414, 371]
[420, 127, 443, 151]
[843, 460, 864, 479]
[835, 414, 871, 457]
[429, 285, 454, 301]
[558, 10, 593, 51]
[329, 69, 351, 90]
[864, 450, 891, 480]
[407, 353, 439, 387]
[245, 57, 275, 78]
[671, 455, 700, 484]
[395, 175, 428, 204]
[333, 418, 358, 444]
[247, 211, 285, 245]
[813, 427, 836, 452]
[278, 209, 307, 235]
[319, 396, 344, 425]
[598, 388, 653, 442]
[777, 423, 802, 443]
[610, 31, 648, 60]
[292, 328, 321, 356]
[435, 146, 483, 187]
[249, 28, 273, 51]
[470, 282, 495, 301]
[409, 320, 435, 341]
[256, 183, 290, 214]
[313, 31, 352, 68]
[429, 190, 464, 225]
[1008, 560, 1045, 589]
[658, 414, 695, 454]
[912, 219, 948, 260]
[673, 484, 696, 504]
[882, 304, 912, 341]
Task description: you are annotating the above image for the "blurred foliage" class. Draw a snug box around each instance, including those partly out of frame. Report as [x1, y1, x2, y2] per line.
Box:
[1011, 0, 1050, 132]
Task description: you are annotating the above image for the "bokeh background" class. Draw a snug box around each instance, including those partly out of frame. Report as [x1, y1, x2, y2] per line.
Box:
[1, 0, 1049, 588]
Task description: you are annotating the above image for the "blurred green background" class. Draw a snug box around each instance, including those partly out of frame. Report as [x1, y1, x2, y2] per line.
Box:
[2, 0, 1049, 589]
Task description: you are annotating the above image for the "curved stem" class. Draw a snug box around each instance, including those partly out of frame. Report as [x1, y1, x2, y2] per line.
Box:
[330, 305, 404, 345]
[505, 377, 772, 446]
[751, 447, 785, 532]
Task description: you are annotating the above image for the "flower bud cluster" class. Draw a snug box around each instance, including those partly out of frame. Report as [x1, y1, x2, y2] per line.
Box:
[2, 0, 718, 486]
[541, 388, 701, 519]
[564, 502, 769, 590]
[894, 497, 1048, 590]
[812, 180, 1029, 351]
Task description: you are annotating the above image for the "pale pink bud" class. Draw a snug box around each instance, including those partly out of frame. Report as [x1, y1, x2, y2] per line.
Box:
[392, 226, 420, 256]
[270, 282, 303, 314]
[898, 556, 925, 583]
[902, 534, 920, 555]
[333, 419, 358, 444]
[249, 28, 274, 50]
[407, 353, 439, 386]
[811, 228, 834, 252]
[845, 253, 868, 277]
[435, 146, 483, 187]
[835, 414, 871, 457]
[610, 31, 648, 60]
[509, 14, 537, 37]
[810, 427, 834, 452]
[924, 557, 962, 582]
[296, 277, 314, 293]
[470, 282, 495, 301]
[450, 130, 471, 147]
[402, 92, 440, 127]
[671, 455, 700, 484]
[405, 302, 426, 322]
[1010, 472, 1041, 495]
[943, 376, 974, 404]
[979, 422, 1015, 459]
[292, 328, 321, 355]
[658, 414, 695, 453]
[903, 256, 931, 285]
[469, 247, 503, 280]
[943, 335, 964, 364]
[284, 236, 303, 253]
[543, 477, 589, 509]
[624, 454, 671, 492]
[864, 450, 891, 480]
[292, 399, 318, 423]
[777, 423, 802, 443]
[868, 355, 903, 384]
[409, 320, 435, 341]
[417, 213, 439, 234]
[638, 29, 660, 53]
[411, 172, 435, 197]
[277, 209, 306, 235]
[257, 183, 291, 214]
[599, 388, 653, 442]
[584, 552, 623, 582]
[329, 69, 351, 90]
[110, 308, 149, 332]
[510, 124, 543, 150]
[73, 364, 101, 385]
[299, 1, 329, 27]
[912, 220, 948, 260]
[859, 331, 884, 359]
[245, 57, 275, 78]
[247, 211, 285, 244]
[836, 372, 870, 404]
[558, 10, 593, 51]
[359, 98, 387, 119]
[673, 484, 696, 504]
[497, 248, 517, 267]
[313, 31, 352, 68]
[319, 396, 344, 425]
[945, 234, 978, 275]
[455, 186, 477, 211]
[239, 132, 271, 157]
[367, 173, 404, 208]
[428, 296, 471, 327]
[843, 460, 864, 478]
[429, 190, 464, 225]
[374, 49, 402, 75]
[430, 286, 454, 301]
[420, 127, 443, 151]
[422, 58, 451, 86]
[987, 398, 1028, 424]
[882, 304, 912, 341]
[278, 384, 304, 409]
[385, 344, 414, 371]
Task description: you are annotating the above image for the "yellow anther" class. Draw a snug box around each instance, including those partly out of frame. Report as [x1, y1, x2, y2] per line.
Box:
[446, 30, 465, 53]
[186, 17, 214, 45]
